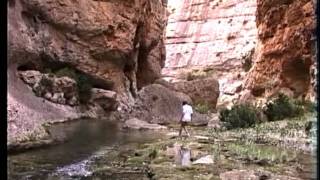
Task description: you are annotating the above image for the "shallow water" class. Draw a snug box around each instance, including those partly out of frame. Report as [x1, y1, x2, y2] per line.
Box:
[8, 119, 164, 180]
[8, 119, 317, 180]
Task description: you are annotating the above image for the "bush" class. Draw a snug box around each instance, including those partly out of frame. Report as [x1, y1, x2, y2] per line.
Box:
[195, 103, 211, 114]
[263, 93, 303, 121]
[219, 103, 262, 130]
[293, 99, 316, 113]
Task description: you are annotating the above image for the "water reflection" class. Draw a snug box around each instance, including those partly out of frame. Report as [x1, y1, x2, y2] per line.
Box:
[8, 119, 163, 180]
[174, 144, 191, 166]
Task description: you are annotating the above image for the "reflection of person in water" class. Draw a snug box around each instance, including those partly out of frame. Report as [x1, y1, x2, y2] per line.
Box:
[179, 101, 193, 138]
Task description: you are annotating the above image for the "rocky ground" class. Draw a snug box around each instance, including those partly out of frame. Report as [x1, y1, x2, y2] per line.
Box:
[85, 112, 316, 180]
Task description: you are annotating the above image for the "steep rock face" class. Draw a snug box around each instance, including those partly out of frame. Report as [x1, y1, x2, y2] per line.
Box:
[8, 0, 166, 144]
[162, 0, 258, 108]
[163, 0, 257, 72]
[244, 0, 316, 100]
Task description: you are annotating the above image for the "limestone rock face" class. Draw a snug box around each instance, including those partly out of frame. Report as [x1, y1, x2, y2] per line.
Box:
[163, 0, 257, 73]
[132, 84, 209, 126]
[244, 0, 316, 101]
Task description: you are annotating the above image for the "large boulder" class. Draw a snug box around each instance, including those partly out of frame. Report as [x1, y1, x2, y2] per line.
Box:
[132, 84, 209, 126]
[90, 88, 118, 111]
[171, 77, 220, 110]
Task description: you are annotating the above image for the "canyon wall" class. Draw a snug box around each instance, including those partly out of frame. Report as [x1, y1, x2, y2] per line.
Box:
[162, 0, 258, 108]
[8, 0, 167, 144]
[244, 0, 316, 101]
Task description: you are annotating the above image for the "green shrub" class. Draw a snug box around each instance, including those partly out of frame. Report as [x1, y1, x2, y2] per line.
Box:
[219, 103, 262, 130]
[293, 99, 316, 113]
[263, 93, 303, 121]
[195, 103, 211, 114]
[55, 67, 77, 80]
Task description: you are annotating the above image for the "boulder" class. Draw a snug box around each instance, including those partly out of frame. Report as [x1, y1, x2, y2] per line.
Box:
[133, 84, 209, 125]
[207, 113, 221, 128]
[123, 118, 167, 130]
[19, 70, 42, 86]
[90, 88, 118, 111]
[192, 155, 214, 165]
[171, 77, 220, 109]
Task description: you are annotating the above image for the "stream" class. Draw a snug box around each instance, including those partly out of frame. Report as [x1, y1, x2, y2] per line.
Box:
[8, 119, 164, 180]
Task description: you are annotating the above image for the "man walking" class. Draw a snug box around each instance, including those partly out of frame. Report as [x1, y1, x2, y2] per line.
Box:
[179, 101, 193, 138]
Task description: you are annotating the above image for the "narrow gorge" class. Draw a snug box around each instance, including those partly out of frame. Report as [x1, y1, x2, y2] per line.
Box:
[8, 0, 317, 179]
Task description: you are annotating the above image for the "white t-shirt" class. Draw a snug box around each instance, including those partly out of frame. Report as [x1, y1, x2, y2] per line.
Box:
[182, 104, 193, 122]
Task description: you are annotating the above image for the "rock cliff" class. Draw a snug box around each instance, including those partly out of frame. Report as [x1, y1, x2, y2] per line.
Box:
[8, 0, 167, 145]
[162, 0, 258, 108]
[244, 0, 316, 101]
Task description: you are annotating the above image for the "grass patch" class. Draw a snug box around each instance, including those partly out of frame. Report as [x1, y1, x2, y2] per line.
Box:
[194, 102, 211, 114]
[226, 142, 297, 164]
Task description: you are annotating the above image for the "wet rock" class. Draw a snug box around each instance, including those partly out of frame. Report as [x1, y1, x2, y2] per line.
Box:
[123, 118, 167, 130]
[192, 155, 214, 165]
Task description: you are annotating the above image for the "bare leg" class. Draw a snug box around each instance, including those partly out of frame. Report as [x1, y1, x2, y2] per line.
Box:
[179, 124, 183, 137]
[183, 126, 190, 137]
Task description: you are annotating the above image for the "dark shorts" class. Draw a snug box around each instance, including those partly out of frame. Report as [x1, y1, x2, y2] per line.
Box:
[181, 121, 188, 126]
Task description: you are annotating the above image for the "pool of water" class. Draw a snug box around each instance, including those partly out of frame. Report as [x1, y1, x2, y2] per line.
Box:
[8, 119, 164, 180]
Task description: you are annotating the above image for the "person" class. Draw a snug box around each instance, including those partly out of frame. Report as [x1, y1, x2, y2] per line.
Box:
[179, 101, 193, 138]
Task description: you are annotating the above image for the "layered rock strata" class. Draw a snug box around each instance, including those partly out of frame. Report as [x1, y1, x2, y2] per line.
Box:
[244, 0, 316, 101]
[162, 0, 258, 108]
